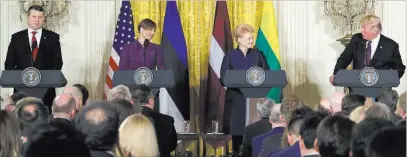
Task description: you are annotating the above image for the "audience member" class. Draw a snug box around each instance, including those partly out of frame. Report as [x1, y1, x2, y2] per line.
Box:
[329, 92, 345, 114]
[240, 98, 275, 157]
[131, 84, 177, 157]
[74, 101, 119, 157]
[116, 114, 159, 157]
[397, 91, 406, 119]
[109, 98, 141, 125]
[341, 93, 365, 116]
[5, 92, 28, 112]
[351, 118, 394, 157]
[317, 99, 331, 114]
[107, 85, 133, 103]
[63, 86, 84, 111]
[51, 93, 77, 129]
[316, 115, 355, 157]
[299, 111, 329, 157]
[24, 122, 90, 157]
[73, 83, 90, 105]
[349, 106, 367, 123]
[0, 110, 21, 157]
[377, 88, 398, 112]
[365, 102, 397, 123]
[366, 127, 406, 157]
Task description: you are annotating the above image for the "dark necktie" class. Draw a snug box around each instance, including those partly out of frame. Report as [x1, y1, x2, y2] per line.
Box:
[365, 40, 372, 66]
[32, 31, 38, 61]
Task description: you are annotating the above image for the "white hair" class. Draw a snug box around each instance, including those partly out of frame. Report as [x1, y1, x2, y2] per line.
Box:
[107, 85, 132, 101]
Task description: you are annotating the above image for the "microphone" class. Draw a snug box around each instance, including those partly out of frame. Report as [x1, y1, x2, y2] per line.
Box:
[252, 46, 259, 67]
[143, 39, 149, 67]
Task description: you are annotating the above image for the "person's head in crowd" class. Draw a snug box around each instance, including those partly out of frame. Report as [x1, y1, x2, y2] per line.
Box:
[27, 5, 45, 30]
[256, 98, 275, 119]
[397, 91, 406, 119]
[349, 106, 367, 123]
[316, 115, 355, 157]
[24, 122, 90, 157]
[14, 97, 50, 143]
[360, 14, 382, 41]
[341, 93, 366, 116]
[377, 88, 398, 112]
[317, 98, 332, 114]
[5, 92, 29, 112]
[269, 103, 285, 127]
[107, 85, 133, 103]
[0, 110, 21, 157]
[299, 111, 329, 157]
[233, 24, 255, 50]
[74, 101, 119, 151]
[329, 92, 345, 113]
[109, 98, 141, 125]
[116, 114, 159, 157]
[280, 95, 306, 123]
[52, 93, 77, 121]
[281, 106, 313, 147]
[73, 83, 89, 106]
[365, 102, 395, 122]
[138, 18, 157, 41]
[366, 127, 406, 157]
[351, 117, 395, 157]
[63, 86, 83, 111]
[131, 84, 155, 109]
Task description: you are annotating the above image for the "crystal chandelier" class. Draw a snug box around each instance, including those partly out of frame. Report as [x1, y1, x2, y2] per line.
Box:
[323, 0, 375, 45]
[19, 0, 71, 31]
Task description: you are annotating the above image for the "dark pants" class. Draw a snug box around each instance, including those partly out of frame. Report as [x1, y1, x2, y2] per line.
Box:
[232, 135, 243, 153]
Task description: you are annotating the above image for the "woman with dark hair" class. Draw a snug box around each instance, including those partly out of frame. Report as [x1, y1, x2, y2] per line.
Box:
[0, 110, 22, 157]
[73, 84, 89, 105]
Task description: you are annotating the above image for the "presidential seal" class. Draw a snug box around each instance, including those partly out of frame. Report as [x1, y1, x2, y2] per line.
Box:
[359, 67, 379, 87]
[21, 67, 41, 87]
[134, 67, 153, 86]
[246, 66, 266, 86]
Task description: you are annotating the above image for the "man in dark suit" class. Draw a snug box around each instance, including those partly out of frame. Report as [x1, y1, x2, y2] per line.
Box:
[239, 98, 274, 157]
[132, 84, 178, 157]
[330, 14, 405, 84]
[4, 5, 63, 110]
[50, 93, 77, 130]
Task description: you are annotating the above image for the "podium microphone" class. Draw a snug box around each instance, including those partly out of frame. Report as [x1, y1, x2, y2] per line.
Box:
[143, 39, 149, 67]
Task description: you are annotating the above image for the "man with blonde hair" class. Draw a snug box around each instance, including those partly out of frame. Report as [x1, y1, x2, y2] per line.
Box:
[330, 14, 405, 84]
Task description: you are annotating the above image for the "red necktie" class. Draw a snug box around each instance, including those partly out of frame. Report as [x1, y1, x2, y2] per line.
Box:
[32, 31, 38, 61]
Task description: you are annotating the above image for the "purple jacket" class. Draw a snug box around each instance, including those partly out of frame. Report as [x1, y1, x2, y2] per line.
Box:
[119, 40, 164, 70]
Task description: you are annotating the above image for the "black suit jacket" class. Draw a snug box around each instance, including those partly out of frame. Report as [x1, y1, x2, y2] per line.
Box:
[333, 33, 405, 78]
[4, 28, 63, 109]
[142, 106, 177, 157]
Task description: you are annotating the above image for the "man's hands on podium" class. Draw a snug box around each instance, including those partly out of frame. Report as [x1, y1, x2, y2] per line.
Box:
[329, 75, 335, 85]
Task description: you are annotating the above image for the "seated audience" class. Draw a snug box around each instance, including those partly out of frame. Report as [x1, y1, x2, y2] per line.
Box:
[349, 106, 367, 123]
[257, 103, 285, 157]
[24, 122, 90, 157]
[316, 115, 355, 157]
[341, 93, 365, 116]
[109, 98, 141, 125]
[74, 83, 90, 106]
[63, 86, 84, 111]
[131, 84, 177, 157]
[0, 110, 21, 157]
[240, 98, 275, 157]
[350, 118, 394, 157]
[366, 127, 406, 157]
[397, 91, 406, 119]
[107, 85, 133, 102]
[5, 92, 28, 112]
[269, 107, 314, 157]
[116, 114, 159, 157]
[377, 88, 399, 113]
[74, 101, 119, 157]
[299, 111, 329, 157]
[51, 93, 77, 129]
[365, 102, 397, 123]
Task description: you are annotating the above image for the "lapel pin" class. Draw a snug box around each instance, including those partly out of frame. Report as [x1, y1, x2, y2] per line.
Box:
[44, 37, 46, 39]
[380, 46, 382, 48]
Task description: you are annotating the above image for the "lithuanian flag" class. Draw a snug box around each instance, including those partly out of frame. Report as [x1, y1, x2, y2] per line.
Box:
[255, 1, 282, 102]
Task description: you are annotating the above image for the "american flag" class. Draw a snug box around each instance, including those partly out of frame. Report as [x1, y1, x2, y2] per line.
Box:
[104, 1, 135, 99]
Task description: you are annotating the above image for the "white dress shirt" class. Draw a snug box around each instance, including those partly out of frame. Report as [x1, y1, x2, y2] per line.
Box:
[28, 28, 42, 50]
[367, 34, 381, 59]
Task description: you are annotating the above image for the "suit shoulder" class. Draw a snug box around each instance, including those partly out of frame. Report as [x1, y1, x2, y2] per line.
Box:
[381, 34, 398, 46]
[156, 112, 175, 123]
[43, 29, 60, 38]
[11, 29, 27, 38]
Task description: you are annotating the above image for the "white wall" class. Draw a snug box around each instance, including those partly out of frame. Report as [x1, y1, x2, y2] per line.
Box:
[0, 1, 405, 107]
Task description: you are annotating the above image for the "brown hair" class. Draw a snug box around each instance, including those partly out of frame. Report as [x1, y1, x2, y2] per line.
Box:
[137, 18, 157, 32]
[233, 24, 254, 43]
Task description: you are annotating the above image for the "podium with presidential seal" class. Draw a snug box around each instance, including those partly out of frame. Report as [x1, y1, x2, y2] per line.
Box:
[0, 67, 67, 98]
[333, 67, 400, 97]
[222, 66, 288, 98]
[112, 67, 175, 95]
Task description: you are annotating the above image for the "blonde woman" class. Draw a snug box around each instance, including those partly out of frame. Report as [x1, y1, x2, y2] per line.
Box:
[349, 106, 368, 123]
[116, 114, 159, 157]
[220, 24, 270, 151]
